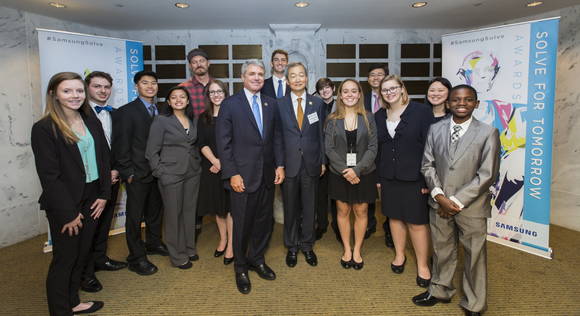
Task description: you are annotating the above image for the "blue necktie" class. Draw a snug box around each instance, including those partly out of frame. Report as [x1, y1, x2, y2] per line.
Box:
[95, 105, 113, 113]
[277, 79, 283, 98]
[251, 95, 263, 137]
[148, 105, 157, 117]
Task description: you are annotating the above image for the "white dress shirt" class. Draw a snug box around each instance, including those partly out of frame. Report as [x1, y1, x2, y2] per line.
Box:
[89, 101, 112, 148]
[430, 116, 474, 209]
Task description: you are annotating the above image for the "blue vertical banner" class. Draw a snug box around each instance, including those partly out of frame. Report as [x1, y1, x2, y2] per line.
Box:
[125, 40, 143, 101]
[442, 18, 559, 259]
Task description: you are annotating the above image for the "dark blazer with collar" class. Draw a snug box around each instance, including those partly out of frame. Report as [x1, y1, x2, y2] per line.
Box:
[324, 111, 377, 177]
[421, 116, 500, 217]
[216, 90, 284, 193]
[112, 98, 156, 182]
[31, 113, 112, 226]
[277, 93, 325, 178]
[364, 92, 373, 113]
[145, 114, 202, 186]
[261, 76, 291, 99]
[375, 101, 434, 182]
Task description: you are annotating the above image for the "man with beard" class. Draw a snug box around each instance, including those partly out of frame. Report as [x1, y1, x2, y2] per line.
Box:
[179, 48, 213, 116]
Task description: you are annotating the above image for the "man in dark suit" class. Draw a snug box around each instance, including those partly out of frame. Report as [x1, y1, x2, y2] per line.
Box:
[363, 63, 393, 247]
[413, 85, 500, 316]
[80, 71, 127, 293]
[260, 49, 290, 99]
[277, 62, 325, 268]
[112, 70, 168, 276]
[216, 60, 285, 294]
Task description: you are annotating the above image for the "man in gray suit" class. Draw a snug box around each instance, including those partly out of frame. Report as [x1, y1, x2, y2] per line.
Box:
[412, 85, 500, 316]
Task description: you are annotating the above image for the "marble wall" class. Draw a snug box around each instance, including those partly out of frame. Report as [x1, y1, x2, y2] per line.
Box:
[0, 7, 122, 248]
[1, 4, 579, 248]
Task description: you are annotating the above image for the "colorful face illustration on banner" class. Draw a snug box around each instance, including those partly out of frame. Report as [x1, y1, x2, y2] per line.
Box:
[456, 51, 500, 93]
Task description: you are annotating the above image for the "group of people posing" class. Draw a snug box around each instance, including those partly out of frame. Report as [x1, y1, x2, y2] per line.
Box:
[31, 48, 500, 316]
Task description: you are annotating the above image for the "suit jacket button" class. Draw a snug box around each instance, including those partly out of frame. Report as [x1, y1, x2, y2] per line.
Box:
[449, 167, 454, 170]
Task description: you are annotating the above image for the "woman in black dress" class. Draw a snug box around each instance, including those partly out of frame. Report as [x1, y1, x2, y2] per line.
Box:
[197, 79, 234, 264]
[325, 79, 377, 270]
[425, 77, 452, 123]
[31, 72, 110, 315]
[376, 75, 434, 287]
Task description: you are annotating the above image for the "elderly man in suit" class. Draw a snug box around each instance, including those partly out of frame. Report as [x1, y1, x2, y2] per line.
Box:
[112, 70, 168, 276]
[412, 85, 500, 316]
[277, 62, 325, 268]
[260, 49, 290, 98]
[216, 59, 285, 294]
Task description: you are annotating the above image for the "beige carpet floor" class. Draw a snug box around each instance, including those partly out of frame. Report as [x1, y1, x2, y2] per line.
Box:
[1, 216, 579, 315]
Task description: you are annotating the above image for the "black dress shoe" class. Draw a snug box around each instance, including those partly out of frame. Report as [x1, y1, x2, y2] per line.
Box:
[364, 226, 376, 239]
[248, 263, 276, 280]
[214, 248, 225, 257]
[235, 272, 251, 294]
[462, 307, 481, 316]
[286, 251, 298, 267]
[189, 254, 199, 261]
[146, 244, 169, 256]
[315, 228, 326, 241]
[74, 301, 104, 314]
[80, 277, 102, 293]
[416, 275, 431, 288]
[385, 233, 395, 248]
[340, 257, 352, 269]
[224, 256, 234, 265]
[352, 259, 364, 270]
[95, 258, 127, 271]
[177, 261, 192, 269]
[391, 257, 406, 274]
[303, 250, 318, 266]
[128, 260, 158, 276]
[412, 291, 451, 307]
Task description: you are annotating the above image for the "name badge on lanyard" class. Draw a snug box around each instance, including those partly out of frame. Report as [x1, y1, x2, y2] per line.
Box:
[346, 153, 357, 167]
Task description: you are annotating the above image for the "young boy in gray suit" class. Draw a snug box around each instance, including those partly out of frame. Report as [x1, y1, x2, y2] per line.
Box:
[412, 85, 500, 316]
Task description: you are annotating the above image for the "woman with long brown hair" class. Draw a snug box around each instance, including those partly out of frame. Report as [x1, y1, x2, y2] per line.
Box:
[197, 79, 235, 264]
[31, 72, 111, 315]
[325, 79, 377, 270]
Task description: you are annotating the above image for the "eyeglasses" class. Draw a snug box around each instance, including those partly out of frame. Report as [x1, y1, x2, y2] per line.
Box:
[381, 86, 401, 95]
[209, 90, 224, 96]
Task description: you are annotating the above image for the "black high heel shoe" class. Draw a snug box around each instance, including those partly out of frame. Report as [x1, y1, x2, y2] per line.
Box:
[416, 275, 431, 288]
[391, 257, 406, 274]
[214, 248, 225, 257]
[223, 256, 234, 265]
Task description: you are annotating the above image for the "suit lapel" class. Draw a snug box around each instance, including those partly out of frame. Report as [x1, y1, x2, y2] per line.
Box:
[282, 95, 299, 131]
[261, 97, 272, 140]
[356, 114, 365, 145]
[135, 98, 154, 122]
[238, 91, 262, 138]
[302, 95, 318, 134]
[450, 118, 479, 166]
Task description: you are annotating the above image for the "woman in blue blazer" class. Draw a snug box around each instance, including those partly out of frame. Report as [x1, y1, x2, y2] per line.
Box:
[31, 72, 111, 316]
[375, 75, 434, 287]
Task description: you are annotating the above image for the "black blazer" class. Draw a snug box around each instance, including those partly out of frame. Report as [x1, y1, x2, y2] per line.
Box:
[364, 92, 373, 113]
[216, 90, 284, 193]
[260, 77, 290, 99]
[276, 93, 325, 178]
[112, 98, 156, 182]
[31, 114, 111, 226]
[375, 101, 434, 181]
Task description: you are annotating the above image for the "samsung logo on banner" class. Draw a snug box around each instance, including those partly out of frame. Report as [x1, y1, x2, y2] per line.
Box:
[495, 222, 538, 237]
